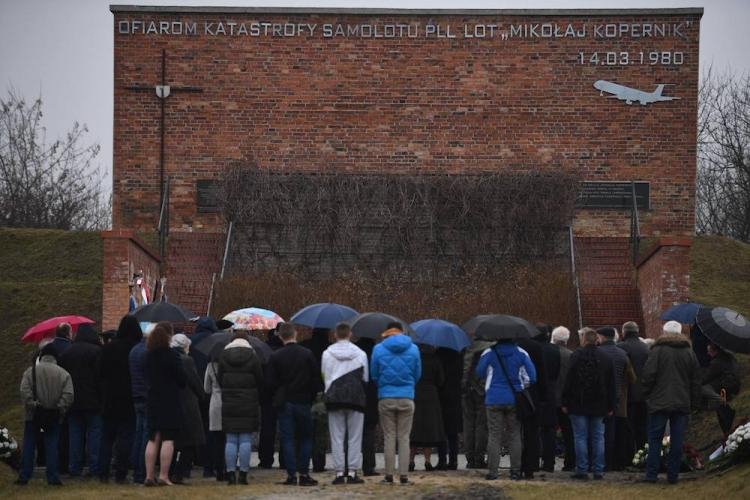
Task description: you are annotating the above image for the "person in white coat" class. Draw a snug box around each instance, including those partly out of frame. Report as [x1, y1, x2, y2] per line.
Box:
[204, 353, 225, 481]
[321, 323, 369, 485]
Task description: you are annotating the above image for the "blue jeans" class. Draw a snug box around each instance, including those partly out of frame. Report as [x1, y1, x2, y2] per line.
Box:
[98, 418, 135, 481]
[68, 410, 103, 476]
[570, 414, 605, 475]
[646, 411, 687, 481]
[132, 407, 149, 483]
[278, 402, 313, 477]
[225, 432, 252, 472]
[19, 420, 61, 483]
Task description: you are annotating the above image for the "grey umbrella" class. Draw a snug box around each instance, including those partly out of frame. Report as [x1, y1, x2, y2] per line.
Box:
[696, 306, 750, 354]
[462, 314, 537, 341]
[347, 312, 415, 340]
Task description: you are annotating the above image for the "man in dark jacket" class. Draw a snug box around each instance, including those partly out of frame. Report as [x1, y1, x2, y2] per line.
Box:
[562, 327, 617, 480]
[49, 323, 73, 357]
[618, 321, 650, 452]
[535, 324, 561, 473]
[301, 327, 331, 472]
[128, 323, 150, 484]
[58, 324, 103, 478]
[268, 323, 320, 486]
[704, 342, 741, 435]
[516, 335, 546, 478]
[596, 326, 630, 471]
[641, 321, 701, 484]
[462, 337, 492, 469]
[551, 326, 574, 471]
[355, 337, 379, 476]
[187, 316, 218, 478]
[321, 323, 368, 484]
[259, 327, 283, 469]
[98, 315, 142, 483]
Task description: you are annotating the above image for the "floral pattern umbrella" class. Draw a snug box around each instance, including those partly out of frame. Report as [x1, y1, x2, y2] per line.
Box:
[223, 307, 284, 331]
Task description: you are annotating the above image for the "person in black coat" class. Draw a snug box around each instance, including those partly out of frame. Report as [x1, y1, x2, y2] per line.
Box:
[258, 327, 283, 469]
[99, 315, 142, 483]
[436, 347, 462, 470]
[535, 325, 561, 473]
[409, 345, 445, 471]
[355, 338, 380, 476]
[144, 322, 186, 486]
[301, 328, 331, 472]
[219, 332, 264, 485]
[171, 334, 206, 484]
[618, 321, 650, 452]
[516, 333, 547, 479]
[188, 317, 218, 478]
[58, 324, 103, 477]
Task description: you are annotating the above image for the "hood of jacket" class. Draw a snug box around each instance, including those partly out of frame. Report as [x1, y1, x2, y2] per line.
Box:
[74, 325, 101, 346]
[382, 333, 413, 354]
[653, 334, 691, 349]
[223, 338, 255, 366]
[327, 339, 361, 361]
[195, 316, 218, 335]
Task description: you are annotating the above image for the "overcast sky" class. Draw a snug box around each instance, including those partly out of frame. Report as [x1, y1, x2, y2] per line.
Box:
[1, 0, 748, 189]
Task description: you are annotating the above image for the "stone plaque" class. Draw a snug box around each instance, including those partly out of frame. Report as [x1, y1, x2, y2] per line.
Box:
[576, 181, 650, 209]
[196, 180, 221, 213]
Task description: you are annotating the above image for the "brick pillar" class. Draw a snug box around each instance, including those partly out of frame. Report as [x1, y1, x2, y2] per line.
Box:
[636, 238, 692, 338]
[101, 230, 161, 331]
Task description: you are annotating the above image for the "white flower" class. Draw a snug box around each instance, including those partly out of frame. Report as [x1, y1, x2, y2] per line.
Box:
[632, 458, 639, 466]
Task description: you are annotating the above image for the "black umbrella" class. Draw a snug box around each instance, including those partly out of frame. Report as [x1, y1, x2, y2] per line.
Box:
[130, 302, 195, 323]
[696, 306, 750, 354]
[194, 331, 273, 363]
[462, 314, 537, 341]
[347, 312, 415, 340]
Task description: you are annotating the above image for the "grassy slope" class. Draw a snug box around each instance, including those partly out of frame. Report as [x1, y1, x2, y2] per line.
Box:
[0, 228, 102, 440]
[686, 236, 750, 450]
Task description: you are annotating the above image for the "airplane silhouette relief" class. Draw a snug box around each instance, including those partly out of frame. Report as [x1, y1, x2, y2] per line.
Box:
[593, 80, 680, 105]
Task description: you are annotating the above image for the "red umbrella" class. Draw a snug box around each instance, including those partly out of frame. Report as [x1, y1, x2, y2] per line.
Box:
[22, 315, 96, 343]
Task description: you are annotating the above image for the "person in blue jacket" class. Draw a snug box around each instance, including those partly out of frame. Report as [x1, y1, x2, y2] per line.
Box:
[476, 339, 536, 481]
[370, 323, 421, 485]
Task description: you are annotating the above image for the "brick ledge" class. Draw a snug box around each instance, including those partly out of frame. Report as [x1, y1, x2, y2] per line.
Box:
[100, 230, 161, 263]
[636, 237, 692, 268]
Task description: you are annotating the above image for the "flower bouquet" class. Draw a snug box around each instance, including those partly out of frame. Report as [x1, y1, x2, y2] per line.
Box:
[631, 436, 698, 471]
[708, 421, 750, 471]
[0, 426, 20, 470]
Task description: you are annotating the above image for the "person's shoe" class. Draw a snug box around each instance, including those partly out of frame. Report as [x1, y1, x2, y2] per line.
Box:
[226, 471, 237, 485]
[381, 474, 394, 484]
[363, 470, 379, 477]
[48, 479, 64, 486]
[436, 461, 447, 471]
[238, 471, 248, 485]
[424, 461, 435, 471]
[14, 478, 28, 486]
[523, 471, 534, 480]
[562, 465, 574, 472]
[485, 473, 499, 480]
[399, 475, 411, 485]
[570, 473, 588, 480]
[593, 474, 604, 480]
[510, 471, 522, 481]
[332, 475, 347, 485]
[347, 474, 365, 484]
[312, 466, 326, 473]
[667, 477, 679, 485]
[446, 462, 458, 471]
[279, 475, 297, 485]
[408, 462, 415, 472]
[298, 474, 318, 486]
[143, 479, 157, 487]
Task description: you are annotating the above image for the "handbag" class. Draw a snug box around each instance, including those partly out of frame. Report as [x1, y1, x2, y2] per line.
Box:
[493, 347, 536, 420]
[31, 359, 60, 430]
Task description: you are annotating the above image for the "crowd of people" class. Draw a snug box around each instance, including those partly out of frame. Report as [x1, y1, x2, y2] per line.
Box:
[13, 313, 741, 488]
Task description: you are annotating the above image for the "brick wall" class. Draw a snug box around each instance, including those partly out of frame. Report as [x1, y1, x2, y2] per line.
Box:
[111, 8, 700, 239]
[101, 230, 161, 330]
[636, 238, 691, 337]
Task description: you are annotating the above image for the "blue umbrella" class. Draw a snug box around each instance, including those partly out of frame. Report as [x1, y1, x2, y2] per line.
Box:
[660, 303, 704, 324]
[411, 319, 471, 352]
[290, 302, 359, 330]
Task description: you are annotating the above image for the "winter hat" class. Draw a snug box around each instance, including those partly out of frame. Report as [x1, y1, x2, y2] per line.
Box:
[663, 321, 683, 335]
[596, 327, 616, 339]
[170, 333, 191, 350]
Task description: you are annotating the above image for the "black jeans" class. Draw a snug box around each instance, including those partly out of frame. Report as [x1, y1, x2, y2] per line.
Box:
[557, 409, 575, 470]
[210, 431, 226, 478]
[603, 415, 616, 471]
[361, 423, 377, 473]
[99, 418, 135, 481]
[520, 416, 540, 474]
[628, 401, 648, 452]
[540, 423, 557, 471]
[258, 400, 277, 467]
[437, 433, 459, 466]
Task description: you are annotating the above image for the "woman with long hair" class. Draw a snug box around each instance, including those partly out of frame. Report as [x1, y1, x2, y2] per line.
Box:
[144, 322, 186, 486]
